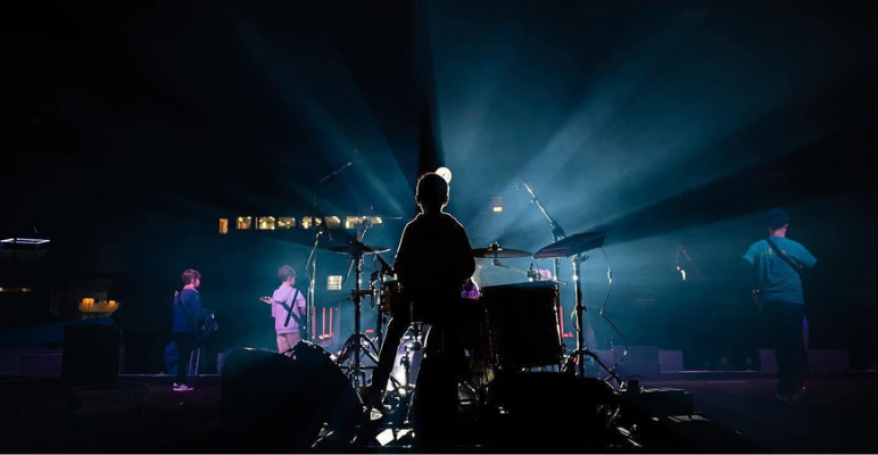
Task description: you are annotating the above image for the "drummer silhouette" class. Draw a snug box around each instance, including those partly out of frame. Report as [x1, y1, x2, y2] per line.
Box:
[364, 172, 475, 447]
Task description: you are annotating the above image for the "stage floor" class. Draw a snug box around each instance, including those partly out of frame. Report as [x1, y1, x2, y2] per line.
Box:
[3, 375, 877, 453]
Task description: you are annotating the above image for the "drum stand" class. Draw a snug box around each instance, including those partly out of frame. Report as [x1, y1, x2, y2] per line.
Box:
[567, 254, 621, 382]
[336, 252, 380, 389]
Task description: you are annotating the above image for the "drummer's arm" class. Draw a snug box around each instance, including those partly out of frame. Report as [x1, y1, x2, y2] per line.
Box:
[456, 226, 476, 283]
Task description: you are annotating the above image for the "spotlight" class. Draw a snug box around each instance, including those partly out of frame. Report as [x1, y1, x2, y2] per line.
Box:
[435, 167, 452, 183]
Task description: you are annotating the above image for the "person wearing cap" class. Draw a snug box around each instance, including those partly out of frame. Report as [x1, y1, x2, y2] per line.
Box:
[743, 208, 817, 403]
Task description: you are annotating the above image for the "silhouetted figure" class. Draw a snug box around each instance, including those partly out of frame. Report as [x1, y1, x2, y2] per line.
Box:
[366, 172, 475, 449]
[744, 208, 816, 403]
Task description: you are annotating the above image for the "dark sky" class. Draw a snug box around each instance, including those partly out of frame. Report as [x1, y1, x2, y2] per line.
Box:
[4, 1, 878, 361]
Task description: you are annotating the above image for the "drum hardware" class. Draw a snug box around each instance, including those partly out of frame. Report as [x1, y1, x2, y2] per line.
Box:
[480, 281, 564, 368]
[534, 231, 619, 382]
[474, 241, 570, 285]
[330, 240, 391, 389]
[472, 242, 532, 259]
[518, 182, 572, 375]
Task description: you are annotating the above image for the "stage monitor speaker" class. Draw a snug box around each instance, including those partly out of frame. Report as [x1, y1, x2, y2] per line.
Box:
[61, 324, 120, 386]
[487, 372, 615, 426]
[484, 372, 618, 448]
[220, 342, 362, 452]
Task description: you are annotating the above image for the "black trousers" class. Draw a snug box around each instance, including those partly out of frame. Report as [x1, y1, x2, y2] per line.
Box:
[371, 300, 466, 450]
[411, 324, 467, 451]
[175, 333, 197, 386]
[763, 301, 807, 395]
[371, 296, 457, 394]
[371, 309, 411, 394]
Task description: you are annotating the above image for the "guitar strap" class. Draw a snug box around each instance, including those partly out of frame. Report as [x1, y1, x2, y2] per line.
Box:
[766, 237, 804, 276]
[279, 288, 302, 328]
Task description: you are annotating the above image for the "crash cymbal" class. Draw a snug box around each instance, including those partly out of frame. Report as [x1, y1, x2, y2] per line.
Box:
[329, 241, 390, 256]
[472, 242, 532, 259]
[533, 231, 606, 259]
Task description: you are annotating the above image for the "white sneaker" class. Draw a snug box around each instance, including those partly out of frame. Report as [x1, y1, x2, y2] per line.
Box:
[173, 384, 195, 392]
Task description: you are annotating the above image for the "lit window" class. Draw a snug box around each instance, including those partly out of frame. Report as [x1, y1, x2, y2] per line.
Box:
[21, 288, 32, 293]
[345, 216, 361, 229]
[278, 217, 296, 229]
[301, 217, 313, 230]
[258, 216, 276, 231]
[237, 217, 253, 230]
[327, 275, 343, 291]
[314, 217, 323, 228]
[369, 217, 383, 225]
[324, 216, 341, 229]
[219, 218, 229, 235]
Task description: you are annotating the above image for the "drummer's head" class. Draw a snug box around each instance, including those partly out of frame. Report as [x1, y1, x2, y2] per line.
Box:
[416, 172, 449, 213]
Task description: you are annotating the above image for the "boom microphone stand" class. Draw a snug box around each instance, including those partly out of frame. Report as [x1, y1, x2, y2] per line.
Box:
[521, 182, 569, 363]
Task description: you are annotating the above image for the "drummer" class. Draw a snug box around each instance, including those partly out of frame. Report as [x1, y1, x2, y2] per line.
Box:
[364, 172, 476, 446]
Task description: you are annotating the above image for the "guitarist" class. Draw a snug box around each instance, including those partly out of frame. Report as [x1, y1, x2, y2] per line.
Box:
[261, 265, 307, 353]
[743, 208, 817, 404]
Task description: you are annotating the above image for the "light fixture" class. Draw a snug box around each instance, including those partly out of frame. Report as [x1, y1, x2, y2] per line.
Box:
[492, 197, 504, 213]
[435, 166, 453, 183]
[1, 238, 50, 245]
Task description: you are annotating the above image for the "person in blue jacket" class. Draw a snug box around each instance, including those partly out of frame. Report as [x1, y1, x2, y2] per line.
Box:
[172, 268, 205, 392]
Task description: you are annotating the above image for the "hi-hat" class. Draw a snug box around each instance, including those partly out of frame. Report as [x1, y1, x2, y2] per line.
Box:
[472, 242, 532, 259]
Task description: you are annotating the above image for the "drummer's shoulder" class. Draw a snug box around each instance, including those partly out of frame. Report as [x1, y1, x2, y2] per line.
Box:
[441, 212, 466, 228]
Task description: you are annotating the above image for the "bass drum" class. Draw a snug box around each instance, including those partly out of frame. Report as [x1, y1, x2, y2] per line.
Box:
[480, 281, 563, 367]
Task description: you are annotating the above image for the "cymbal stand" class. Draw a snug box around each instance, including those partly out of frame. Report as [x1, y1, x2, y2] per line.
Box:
[566, 253, 621, 382]
[369, 265, 386, 350]
[336, 250, 380, 389]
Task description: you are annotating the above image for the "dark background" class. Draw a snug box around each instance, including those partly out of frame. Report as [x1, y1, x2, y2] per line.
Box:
[3, 0, 877, 372]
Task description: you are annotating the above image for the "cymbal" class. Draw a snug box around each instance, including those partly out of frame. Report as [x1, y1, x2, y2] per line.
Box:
[472, 242, 532, 259]
[329, 241, 390, 256]
[533, 231, 606, 259]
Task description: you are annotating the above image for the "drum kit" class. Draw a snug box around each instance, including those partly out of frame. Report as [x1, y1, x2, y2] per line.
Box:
[327, 228, 616, 412]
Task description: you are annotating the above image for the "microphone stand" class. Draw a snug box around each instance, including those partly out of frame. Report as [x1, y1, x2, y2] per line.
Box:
[304, 225, 324, 342]
[520, 182, 577, 373]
